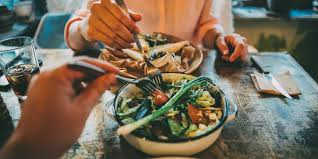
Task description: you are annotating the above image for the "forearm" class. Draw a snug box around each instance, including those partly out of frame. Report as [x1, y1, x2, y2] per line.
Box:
[0, 131, 64, 159]
[66, 18, 97, 51]
[0, 133, 36, 159]
[202, 24, 224, 49]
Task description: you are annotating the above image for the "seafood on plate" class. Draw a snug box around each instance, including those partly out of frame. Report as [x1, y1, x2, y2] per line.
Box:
[99, 33, 200, 78]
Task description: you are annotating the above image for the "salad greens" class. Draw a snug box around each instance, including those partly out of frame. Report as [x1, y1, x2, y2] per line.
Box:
[117, 77, 224, 140]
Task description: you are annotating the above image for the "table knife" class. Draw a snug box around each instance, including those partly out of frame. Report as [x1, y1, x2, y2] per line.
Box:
[114, 0, 143, 52]
[251, 56, 293, 99]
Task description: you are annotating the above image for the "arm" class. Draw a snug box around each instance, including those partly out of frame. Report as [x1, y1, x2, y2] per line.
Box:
[65, 0, 142, 51]
[193, 0, 224, 48]
[65, 13, 98, 51]
[198, 0, 248, 63]
[0, 58, 119, 159]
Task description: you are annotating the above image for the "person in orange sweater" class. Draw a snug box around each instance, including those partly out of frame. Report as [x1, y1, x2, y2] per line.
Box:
[66, 0, 248, 63]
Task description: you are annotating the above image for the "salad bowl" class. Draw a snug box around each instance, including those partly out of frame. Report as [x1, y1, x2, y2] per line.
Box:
[106, 73, 238, 156]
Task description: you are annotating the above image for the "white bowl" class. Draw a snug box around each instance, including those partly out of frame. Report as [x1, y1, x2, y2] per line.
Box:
[110, 73, 238, 156]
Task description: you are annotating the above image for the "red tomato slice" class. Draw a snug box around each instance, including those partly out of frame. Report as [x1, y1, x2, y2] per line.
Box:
[188, 104, 203, 124]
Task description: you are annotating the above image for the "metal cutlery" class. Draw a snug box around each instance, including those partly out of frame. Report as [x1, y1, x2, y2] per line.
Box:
[67, 60, 162, 95]
[114, 0, 143, 52]
[142, 55, 164, 87]
[251, 56, 293, 99]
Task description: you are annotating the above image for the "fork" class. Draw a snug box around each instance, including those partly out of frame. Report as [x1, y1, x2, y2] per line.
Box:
[67, 60, 162, 95]
[142, 55, 164, 87]
[116, 75, 163, 94]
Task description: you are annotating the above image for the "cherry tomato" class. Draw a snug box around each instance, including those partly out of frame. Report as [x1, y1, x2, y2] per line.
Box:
[153, 90, 169, 106]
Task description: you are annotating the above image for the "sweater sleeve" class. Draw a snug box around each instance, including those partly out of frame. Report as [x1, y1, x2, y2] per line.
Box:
[193, 0, 224, 45]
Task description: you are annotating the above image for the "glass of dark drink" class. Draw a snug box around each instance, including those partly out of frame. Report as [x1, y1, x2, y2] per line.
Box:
[0, 36, 40, 100]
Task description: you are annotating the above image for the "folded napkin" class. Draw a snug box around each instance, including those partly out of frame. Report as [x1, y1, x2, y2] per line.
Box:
[250, 71, 301, 96]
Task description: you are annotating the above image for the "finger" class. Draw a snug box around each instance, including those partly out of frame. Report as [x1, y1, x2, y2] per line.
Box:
[91, 2, 134, 43]
[222, 55, 230, 62]
[101, 0, 140, 33]
[240, 37, 248, 61]
[241, 44, 249, 62]
[74, 73, 117, 111]
[216, 36, 229, 56]
[57, 65, 86, 80]
[27, 74, 40, 91]
[89, 27, 123, 49]
[89, 14, 132, 48]
[224, 35, 247, 63]
[229, 41, 245, 63]
[129, 11, 142, 22]
[78, 57, 120, 73]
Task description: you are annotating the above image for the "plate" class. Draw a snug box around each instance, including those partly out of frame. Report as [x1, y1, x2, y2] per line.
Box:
[99, 33, 203, 78]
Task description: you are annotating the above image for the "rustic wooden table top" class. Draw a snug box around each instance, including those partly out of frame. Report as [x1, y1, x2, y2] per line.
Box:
[0, 49, 318, 159]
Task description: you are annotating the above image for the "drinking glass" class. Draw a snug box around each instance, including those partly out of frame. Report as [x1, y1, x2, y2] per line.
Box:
[0, 36, 40, 100]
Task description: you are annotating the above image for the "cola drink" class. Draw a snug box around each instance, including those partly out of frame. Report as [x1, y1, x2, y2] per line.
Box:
[5, 64, 39, 96]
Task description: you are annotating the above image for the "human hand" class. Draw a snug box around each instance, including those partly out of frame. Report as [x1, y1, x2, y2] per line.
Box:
[79, 0, 142, 49]
[216, 33, 248, 63]
[0, 57, 119, 159]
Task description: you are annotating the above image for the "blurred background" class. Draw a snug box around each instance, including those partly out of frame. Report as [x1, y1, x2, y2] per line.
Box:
[0, 0, 318, 82]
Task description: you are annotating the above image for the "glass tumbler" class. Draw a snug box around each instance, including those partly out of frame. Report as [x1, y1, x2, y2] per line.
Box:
[0, 36, 40, 100]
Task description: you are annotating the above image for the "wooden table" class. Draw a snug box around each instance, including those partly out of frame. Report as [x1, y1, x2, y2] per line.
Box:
[0, 49, 318, 159]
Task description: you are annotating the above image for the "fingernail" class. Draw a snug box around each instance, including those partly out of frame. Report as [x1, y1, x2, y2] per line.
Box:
[223, 50, 229, 55]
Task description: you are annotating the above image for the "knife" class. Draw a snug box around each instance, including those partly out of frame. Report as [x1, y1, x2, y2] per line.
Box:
[114, 0, 144, 52]
[251, 56, 293, 99]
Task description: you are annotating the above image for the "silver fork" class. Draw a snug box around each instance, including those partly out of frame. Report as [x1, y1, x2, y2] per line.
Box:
[68, 60, 162, 95]
[116, 75, 162, 95]
[142, 55, 164, 87]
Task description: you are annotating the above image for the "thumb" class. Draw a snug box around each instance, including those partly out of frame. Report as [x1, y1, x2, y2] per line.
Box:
[216, 37, 229, 56]
[129, 11, 142, 22]
[73, 73, 117, 112]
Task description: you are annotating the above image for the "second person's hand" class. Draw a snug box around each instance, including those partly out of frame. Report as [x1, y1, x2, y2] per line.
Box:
[216, 33, 248, 63]
[0, 57, 119, 159]
[79, 0, 142, 49]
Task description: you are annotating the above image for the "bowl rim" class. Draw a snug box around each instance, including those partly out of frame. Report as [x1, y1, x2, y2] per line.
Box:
[113, 73, 230, 143]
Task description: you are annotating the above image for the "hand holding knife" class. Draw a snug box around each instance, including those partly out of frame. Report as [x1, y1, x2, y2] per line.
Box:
[114, 0, 144, 52]
[251, 56, 293, 99]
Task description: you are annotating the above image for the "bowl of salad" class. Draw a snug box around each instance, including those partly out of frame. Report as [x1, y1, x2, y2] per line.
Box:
[111, 73, 238, 156]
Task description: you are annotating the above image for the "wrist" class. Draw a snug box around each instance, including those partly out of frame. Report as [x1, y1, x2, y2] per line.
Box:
[203, 27, 224, 49]
[0, 132, 28, 159]
[65, 17, 96, 51]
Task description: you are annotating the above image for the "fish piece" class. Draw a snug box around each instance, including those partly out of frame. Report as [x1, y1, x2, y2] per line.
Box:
[122, 49, 144, 62]
[151, 53, 188, 72]
[131, 37, 150, 53]
[99, 50, 145, 78]
[181, 46, 196, 70]
[106, 48, 128, 58]
[152, 41, 190, 54]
